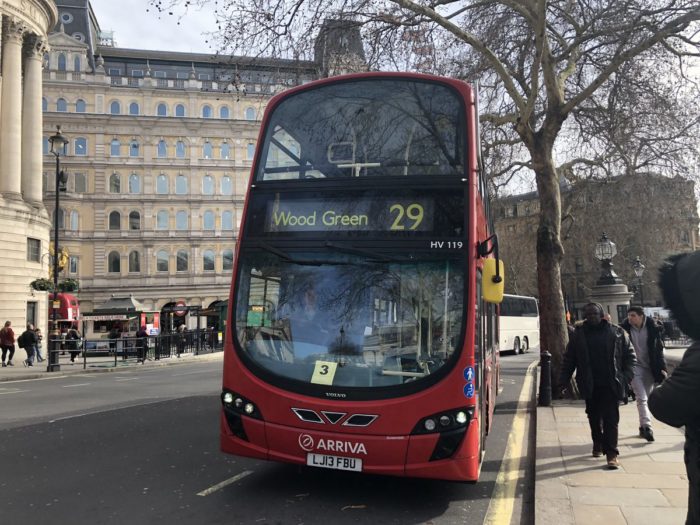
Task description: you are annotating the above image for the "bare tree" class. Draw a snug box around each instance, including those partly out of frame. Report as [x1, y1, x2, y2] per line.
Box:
[150, 0, 700, 381]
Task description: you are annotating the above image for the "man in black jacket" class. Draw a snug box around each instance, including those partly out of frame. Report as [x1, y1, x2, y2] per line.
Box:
[649, 250, 700, 525]
[620, 306, 668, 442]
[560, 303, 636, 469]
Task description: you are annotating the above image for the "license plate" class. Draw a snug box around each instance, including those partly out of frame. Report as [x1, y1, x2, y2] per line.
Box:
[306, 453, 362, 472]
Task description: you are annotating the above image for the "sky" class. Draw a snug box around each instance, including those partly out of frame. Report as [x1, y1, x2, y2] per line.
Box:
[89, 0, 216, 53]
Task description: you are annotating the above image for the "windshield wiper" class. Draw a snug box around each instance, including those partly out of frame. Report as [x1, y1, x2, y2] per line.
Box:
[323, 242, 399, 262]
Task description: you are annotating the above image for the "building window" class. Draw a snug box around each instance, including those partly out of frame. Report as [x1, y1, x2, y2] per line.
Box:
[57, 53, 66, 71]
[203, 250, 215, 271]
[129, 140, 140, 157]
[60, 12, 73, 23]
[223, 249, 233, 271]
[175, 104, 186, 117]
[110, 139, 121, 156]
[74, 56, 81, 72]
[175, 174, 188, 195]
[245, 107, 256, 120]
[69, 256, 79, 274]
[26, 302, 37, 329]
[198, 73, 211, 80]
[221, 175, 232, 195]
[203, 211, 215, 230]
[43, 137, 49, 155]
[70, 210, 79, 231]
[176, 211, 188, 230]
[202, 105, 212, 118]
[129, 102, 140, 115]
[156, 250, 169, 272]
[129, 173, 140, 194]
[154, 71, 167, 78]
[222, 210, 233, 230]
[203, 141, 213, 159]
[57, 98, 67, 112]
[156, 103, 168, 117]
[109, 173, 120, 193]
[27, 238, 40, 262]
[129, 251, 140, 273]
[131, 69, 144, 78]
[681, 230, 691, 244]
[57, 208, 65, 229]
[109, 211, 121, 230]
[219, 106, 230, 119]
[74, 137, 87, 156]
[156, 174, 169, 194]
[176, 250, 188, 272]
[176, 141, 186, 158]
[202, 175, 214, 195]
[110, 101, 121, 115]
[75, 99, 86, 113]
[220, 142, 230, 160]
[108, 68, 121, 77]
[108, 251, 121, 273]
[157, 140, 168, 158]
[156, 210, 169, 229]
[129, 211, 141, 230]
[247, 143, 255, 160]
[42, 98, 47, 112]
[74, 172, 87, 193]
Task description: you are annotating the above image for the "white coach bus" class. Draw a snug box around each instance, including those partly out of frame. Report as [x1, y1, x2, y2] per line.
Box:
[500, 294, 539, 354]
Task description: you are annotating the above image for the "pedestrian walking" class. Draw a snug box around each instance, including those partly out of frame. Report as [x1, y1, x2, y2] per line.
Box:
[1, 320, 16, 367]
[66, 325, 82, 364]
[176, 324, 186, 358]
[34, 328, 45, 363]
[19, 323, 38, 367]
[136, 324, 149, 363]
[620, 305, 667, 442]
[649, 249, 700, 525]
[559, 302, 636, 469]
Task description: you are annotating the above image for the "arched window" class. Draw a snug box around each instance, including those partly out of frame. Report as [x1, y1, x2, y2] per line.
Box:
[73, 55, 81, 72]
[74, 137, 87, 156]
[129, 140, 140, 157]
[156, 174, 169, 194]
[221, 175, 232, 195]
[176, 250, 189, 272]
[219, 106, 230, 119]
[222, 249, 234, 271]
[245, 107, 256, 120]
[129, 251, 140, 273]
[202, 105, 212, 118]
[129, 211, 141, 230]
[43, 137, 49, 155]
[156, 250, 169, 272]
[42, 97, 47, 112]
[156, 210, 169, 229]
[57, 53, 66, 71]
[56, 98, 67, 112]
[110, 139, 121, 156]
[129, 173, 140, 194]
[156, 103, 167, 116]
[175, 104, 186, 117]
[176, 141, 186, 158]
[57, 208, 66, 229]
[202, 175, 214, 195]
[203, 211, 215, 230]
[203, 141, 213, 159]
[247, 143, 255, 159]
[109, 173, 120, 193]
[175, 174, 188, 194]
[157, 139, 167, 158]
[222, 210, 233, 230]
[110, 101, 121, 114]
[108, 211, 121, 230]
[70, 210, 79, 231]
[108, 251, 121, 273]
[203, 250, 215, 271]
[129, 102, 140, 115]
[176, 210, 188, 230]
[75, 99, 86, 113]
[220, 142, 230, 160]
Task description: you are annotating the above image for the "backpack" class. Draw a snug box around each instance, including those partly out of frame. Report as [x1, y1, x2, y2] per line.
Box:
[17, 332, 26, 349]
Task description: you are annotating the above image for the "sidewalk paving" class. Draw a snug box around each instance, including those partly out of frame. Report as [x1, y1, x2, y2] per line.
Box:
[536, 398, 689, 525]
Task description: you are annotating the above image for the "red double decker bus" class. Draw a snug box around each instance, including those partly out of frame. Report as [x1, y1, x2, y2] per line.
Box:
[221, 73, 504, 481]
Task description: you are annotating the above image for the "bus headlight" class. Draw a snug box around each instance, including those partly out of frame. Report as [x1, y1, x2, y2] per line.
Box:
[412, 407, 474, 435]
[223, 392, 234, 404]
[221, 389, 263, 420]
[455, 411, 468, 424]
[424, 419, 437, 432]
[244, 403, 255, 415]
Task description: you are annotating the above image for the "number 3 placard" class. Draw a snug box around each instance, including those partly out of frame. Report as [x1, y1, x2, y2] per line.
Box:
[311, 360, 338, 385]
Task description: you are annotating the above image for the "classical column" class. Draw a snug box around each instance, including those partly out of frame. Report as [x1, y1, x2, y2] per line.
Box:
[22, 35, 47, 203]
[0, 19, 27, 198]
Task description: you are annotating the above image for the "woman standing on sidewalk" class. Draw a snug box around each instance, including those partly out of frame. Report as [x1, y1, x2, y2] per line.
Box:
[0, 321, 15, 367]
[649, 250, 700, 525]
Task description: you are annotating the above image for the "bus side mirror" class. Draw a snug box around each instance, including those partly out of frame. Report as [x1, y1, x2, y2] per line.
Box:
[482, 259, 505, 304]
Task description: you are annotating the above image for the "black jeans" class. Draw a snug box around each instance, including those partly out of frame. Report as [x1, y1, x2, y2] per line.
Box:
[1, 344, 15, 363]
[585, 387, 620, 456]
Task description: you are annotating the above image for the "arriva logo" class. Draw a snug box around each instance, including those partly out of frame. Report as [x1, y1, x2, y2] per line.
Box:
[298, 433, 368, 455]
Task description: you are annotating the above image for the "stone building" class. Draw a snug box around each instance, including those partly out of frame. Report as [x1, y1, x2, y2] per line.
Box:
[0, 1, 57, 334]
[494, 174, 700, 318]
[42, 1, 365, 329]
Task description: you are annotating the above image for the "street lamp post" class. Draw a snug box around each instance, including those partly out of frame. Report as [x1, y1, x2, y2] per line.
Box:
[633, 256, 646, 306]
[48, 125, 68, 372]
[593, 233, 623, 285]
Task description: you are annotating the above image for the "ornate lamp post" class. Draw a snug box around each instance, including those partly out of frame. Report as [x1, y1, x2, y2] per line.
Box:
[633, 256, 646, 306]
[47, 125, 68, 372]
[593, 233, 623, 285]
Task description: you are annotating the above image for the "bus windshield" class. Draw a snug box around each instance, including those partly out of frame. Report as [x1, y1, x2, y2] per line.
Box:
[256, 79, 465, 180]
[234, 249, 465, 392]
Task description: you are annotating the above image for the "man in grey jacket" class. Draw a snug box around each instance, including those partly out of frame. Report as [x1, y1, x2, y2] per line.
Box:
[649, 249, 700, 525]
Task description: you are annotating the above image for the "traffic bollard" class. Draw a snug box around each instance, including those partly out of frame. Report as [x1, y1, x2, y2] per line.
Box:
[539, 350, 552, 406]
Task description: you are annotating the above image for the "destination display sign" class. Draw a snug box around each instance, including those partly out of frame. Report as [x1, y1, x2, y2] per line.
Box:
[264, 197, 435, 233]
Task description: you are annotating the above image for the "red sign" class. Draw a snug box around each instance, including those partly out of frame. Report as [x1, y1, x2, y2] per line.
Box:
[174, 301, 187, 316]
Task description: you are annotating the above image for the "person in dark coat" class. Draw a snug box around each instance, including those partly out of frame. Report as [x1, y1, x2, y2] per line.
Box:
[136, 325, 149, 363]
[66, 326, 82, 364]
[649, 249, 700, 525]
[620, 306, 668, 442]
[559, 302, 636, 469]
